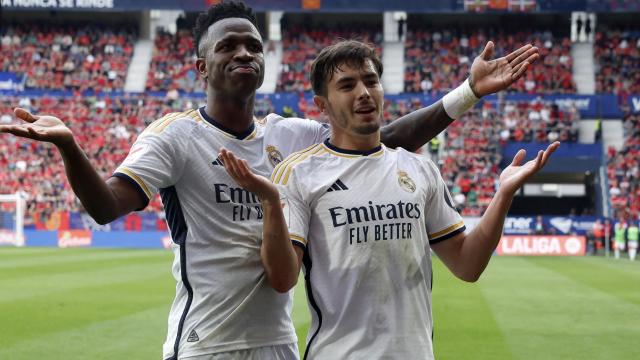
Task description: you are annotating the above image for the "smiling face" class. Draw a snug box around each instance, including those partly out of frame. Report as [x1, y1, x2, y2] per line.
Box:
[314, 59, 384, 137]
[196, 17, 265, 98]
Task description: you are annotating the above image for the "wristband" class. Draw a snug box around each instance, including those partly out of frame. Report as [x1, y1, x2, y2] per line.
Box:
[442, 79, 480, 119]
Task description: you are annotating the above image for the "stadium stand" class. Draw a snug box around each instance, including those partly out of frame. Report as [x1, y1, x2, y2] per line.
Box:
[607, 108, 640, 221]
[0, 94, 285, 223]
[404, 28, 575, 94]
[145, 29, 200, 93]
[0, 7, 634, 229]
[382, 98, 424, 125]
[498, 99, 580, 143]
[596, 28, 640, 221]
[0, 95, 177, 217]
[0, 23, 137, 92]
[277, 24, 383, 93]
[439, 99, 580, 215]
[440, 104, 503, 216]
[594, 29, 640, 96]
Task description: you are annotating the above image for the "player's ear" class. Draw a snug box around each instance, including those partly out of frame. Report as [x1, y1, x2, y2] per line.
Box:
[313, 95, 327, 113]
[196, 58, 208, 80]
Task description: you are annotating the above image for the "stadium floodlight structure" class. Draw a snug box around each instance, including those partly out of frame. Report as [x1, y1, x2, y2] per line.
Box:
[0, 192, 26, 247]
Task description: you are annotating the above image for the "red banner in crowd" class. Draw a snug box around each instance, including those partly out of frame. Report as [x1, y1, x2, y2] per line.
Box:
[58, 230, 92, 248]
[302, 0, 321, 9]
[488, 0, 508, 9]
[33, 211, 70, 231]
[496, 235, 586, 256]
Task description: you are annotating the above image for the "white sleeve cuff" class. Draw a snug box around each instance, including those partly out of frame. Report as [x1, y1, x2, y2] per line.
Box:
[442, 79, 480, 119]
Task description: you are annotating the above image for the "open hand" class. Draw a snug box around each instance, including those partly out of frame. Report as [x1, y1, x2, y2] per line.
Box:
[499, 142, 560, 196]
[469, 42, 540, 97]
[218, 148, 279, 203]
[0, 108, 74, 148]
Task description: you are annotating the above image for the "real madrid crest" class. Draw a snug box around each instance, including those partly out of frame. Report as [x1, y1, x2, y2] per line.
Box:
[398, 170, 416, 193]
[266, 145, 283, 166]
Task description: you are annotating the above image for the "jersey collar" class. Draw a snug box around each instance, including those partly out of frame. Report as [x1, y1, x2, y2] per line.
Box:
[322, 139, 384, 157]
[198, 107, 256, 140]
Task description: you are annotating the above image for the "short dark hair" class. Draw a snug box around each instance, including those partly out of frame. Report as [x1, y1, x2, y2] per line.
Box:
[310, 40, 383, 97]
[193, 0, 258, 57]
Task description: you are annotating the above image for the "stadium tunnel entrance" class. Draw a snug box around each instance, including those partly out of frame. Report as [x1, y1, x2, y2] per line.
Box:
[502, 143, 601, 217]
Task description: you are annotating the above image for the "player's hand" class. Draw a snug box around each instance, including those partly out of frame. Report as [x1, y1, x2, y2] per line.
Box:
[498, 142, 560, 196]
[0, 108, 75, 148]
[218, 148, 279, 203]
[469, 42, 540, 97]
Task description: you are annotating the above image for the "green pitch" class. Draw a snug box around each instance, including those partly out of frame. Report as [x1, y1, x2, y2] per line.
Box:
[1, 248, 638, 359]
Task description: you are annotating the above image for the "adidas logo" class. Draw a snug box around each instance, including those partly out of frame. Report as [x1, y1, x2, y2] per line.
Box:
[327, 179, 348, 192]
[187, 329, 199, 342]
[212, 158, 224, 166]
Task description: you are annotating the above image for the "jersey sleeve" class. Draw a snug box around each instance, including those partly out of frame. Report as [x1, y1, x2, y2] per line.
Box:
[290, 117, 331, 145]
[311, 120, 331, 144]
[272, 164, 310, 251]
[112, 116, 191, 209]
[267, 115, 331, 149]
[421, 158, 466, 244]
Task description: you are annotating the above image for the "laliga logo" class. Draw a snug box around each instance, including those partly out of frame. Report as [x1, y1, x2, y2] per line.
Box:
[564, 237, 582, 255]
[499, 235, 585, 256]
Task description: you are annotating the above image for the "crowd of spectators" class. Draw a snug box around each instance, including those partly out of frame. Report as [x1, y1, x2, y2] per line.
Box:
[404, 28, 575, 94]
[0, 94, 285, 224]
[607, 107, 640, 221]
[440, 104, 503, 216]
[146, 29, 201, 93]
[498, 99, 580, 143]
[4, 20, 629, 225]
[439, 98, 579, 215]
[0, 95, 194, 223]
[254, 96, 276, 117]
[1, 23, 136, 92]
[381, 98, 424, 125]
[594, 29, 640, 96]
[0, 92, 585, 226]
[277, 24, 382, 93]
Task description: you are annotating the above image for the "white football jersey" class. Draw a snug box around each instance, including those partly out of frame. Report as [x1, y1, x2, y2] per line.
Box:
[273, 140, 465, 360]
[113, 107, 329, 359]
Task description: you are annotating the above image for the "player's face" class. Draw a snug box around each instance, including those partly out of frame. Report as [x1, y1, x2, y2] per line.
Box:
[197, 18, 265, 97]
[318, 59, 383, 136]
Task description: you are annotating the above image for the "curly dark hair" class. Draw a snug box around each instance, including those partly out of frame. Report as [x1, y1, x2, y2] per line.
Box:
[193, 0, 258, 57]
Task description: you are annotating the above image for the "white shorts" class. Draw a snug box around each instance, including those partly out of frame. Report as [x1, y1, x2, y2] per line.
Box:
[615, 242, 626, 250]
[184, 343, 299, 360]
[628, 241, 638, 249]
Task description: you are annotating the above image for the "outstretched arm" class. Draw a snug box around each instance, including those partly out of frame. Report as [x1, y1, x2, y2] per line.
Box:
[218, 149, 302, 293]
[432, 142, 559, 282]
[380, 42, 539, 151]
[0, 108, 144, 224]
